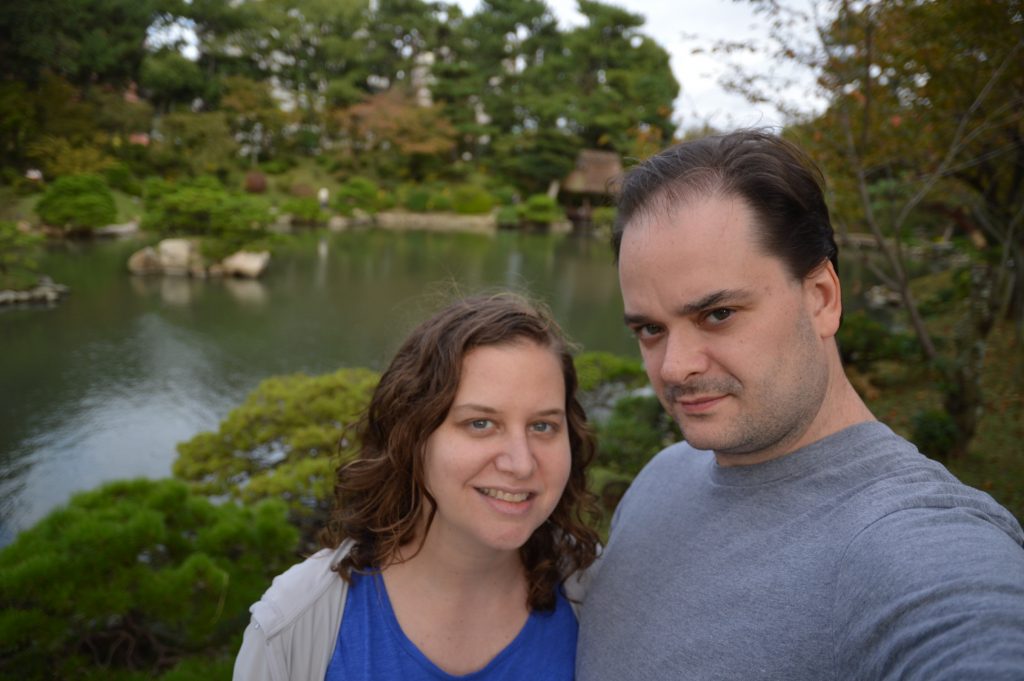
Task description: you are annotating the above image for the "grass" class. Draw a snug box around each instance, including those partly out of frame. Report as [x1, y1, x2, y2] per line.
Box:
[0, 186, 41, 222]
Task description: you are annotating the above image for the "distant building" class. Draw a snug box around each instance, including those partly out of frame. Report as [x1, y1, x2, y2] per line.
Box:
[559, 149, 623, 231]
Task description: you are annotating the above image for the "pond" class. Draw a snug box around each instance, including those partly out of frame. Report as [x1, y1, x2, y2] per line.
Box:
[0, 229, 638, 545]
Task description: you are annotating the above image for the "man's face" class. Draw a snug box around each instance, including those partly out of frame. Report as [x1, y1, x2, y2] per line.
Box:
[618, 193, 833, 465]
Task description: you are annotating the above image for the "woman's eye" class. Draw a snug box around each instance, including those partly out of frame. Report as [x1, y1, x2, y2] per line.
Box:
[469, 419, 492, 430]
[530, 421, 559, 434]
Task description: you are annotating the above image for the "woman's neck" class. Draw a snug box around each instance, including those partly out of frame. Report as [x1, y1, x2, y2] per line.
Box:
[379, 532, 531, 675]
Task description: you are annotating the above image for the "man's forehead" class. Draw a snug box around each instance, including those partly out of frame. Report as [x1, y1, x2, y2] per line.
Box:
[620, 192, 760, 252]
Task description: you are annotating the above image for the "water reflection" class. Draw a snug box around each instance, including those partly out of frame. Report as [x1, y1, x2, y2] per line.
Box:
[223, 278, 267, 306]
[0, 230, 638, 544]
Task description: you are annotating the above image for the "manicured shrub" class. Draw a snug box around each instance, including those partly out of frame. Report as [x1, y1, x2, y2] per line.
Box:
[837, 310, 917, 369]
[403, 185, 433, 212]
[244, 171, 267, 194]
[490, 185, 518, 206]
[281, 197, 325, 227]
[451, 185, 495, 215]
[174, 368, 379, 538]
[496, 205, 520, 228]
[595, 393, 679, 477]
[141, 176, 271, 257]
[103, 164, 143, 196]
[334, 176, 381, 215]
[911, 409, 959, 461]
[575, 351, 646, 393]
[427, 190, 452, 212]
[592, 206, 617, 231]
[517, 194, 561, 227]
[0, 478, 298, 680]
[35, 174, 116, 233]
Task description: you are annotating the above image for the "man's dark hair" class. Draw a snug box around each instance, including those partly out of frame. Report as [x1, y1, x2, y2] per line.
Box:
[612, 129, 839, 279]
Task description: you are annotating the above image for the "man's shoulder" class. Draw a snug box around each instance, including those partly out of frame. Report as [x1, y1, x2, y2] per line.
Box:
[832, 423, 1022, 542]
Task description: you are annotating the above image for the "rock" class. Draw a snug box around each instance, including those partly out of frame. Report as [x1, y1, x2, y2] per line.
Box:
[865, 284, 902, 309]
[327, 215, 349, 232]
[127, 239, 268, 279]
[221, 251, 271, 278]
[157, 238, 196, 276]
[127, 246, 161, 274]
[95, 220, 140, 237]
[0, 277, 70, 307]
[350, 208, 372, 226]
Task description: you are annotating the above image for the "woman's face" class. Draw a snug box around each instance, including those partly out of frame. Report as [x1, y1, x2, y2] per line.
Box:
[421, 341, 572, 557]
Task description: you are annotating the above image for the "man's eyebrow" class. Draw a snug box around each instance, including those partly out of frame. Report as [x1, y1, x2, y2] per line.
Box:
[675, 289, 751, 316]
[623, 289, 753, 326]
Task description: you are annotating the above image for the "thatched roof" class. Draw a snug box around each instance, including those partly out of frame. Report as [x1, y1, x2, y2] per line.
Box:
[562, 149, 623, 195]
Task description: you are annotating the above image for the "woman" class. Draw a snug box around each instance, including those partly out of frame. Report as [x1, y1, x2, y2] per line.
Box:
[234, 293, 600, 680]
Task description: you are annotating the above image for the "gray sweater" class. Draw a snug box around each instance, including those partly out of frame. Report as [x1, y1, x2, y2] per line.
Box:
[577, 421, 1024, 680]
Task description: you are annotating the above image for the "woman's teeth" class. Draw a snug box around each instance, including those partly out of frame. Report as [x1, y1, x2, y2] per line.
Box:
[479, 488, 530, 502]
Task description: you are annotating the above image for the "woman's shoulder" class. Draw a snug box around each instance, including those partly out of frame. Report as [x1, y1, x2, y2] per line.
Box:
[249, 541, 353, 638]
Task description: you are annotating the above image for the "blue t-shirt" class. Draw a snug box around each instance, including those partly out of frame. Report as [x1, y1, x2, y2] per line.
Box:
[325, 571, 577, 680]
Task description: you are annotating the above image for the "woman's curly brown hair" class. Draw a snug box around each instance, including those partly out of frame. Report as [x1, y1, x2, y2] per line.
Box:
[319, 292, 600, 611]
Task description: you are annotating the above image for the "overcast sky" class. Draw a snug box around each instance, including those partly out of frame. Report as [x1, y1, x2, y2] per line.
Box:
[456, 0, 825, 131]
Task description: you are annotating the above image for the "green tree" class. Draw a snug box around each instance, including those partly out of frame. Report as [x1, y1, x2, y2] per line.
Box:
[433, 0, 568, 170]
[0, 0, 165, 86]
[721, 0, 1023, 456]
[173, 368, 379, 538]
[140, 50, 208, 113]
[0, 478, 298, 679]
[35, 174, 116, 233]
[219, 75, 291, 165]
[150, 111, 238, 177]
[364, 0, 445, 94]
[331, 88, 457, 180]
[560, 0, 679, 151]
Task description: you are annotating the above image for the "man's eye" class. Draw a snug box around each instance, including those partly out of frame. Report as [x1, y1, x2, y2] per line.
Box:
[706, 308, 733, 324]
[633, 323, 663, 338]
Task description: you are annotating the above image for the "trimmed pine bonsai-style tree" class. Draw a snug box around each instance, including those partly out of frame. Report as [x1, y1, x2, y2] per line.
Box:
[173, 367, 379, 540]
[0, 478, 298, 680]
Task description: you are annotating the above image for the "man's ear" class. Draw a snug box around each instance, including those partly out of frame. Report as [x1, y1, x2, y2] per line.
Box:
[804, 260, 842, 338]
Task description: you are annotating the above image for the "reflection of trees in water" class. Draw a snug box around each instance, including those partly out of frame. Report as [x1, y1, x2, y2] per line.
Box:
[0, 230, 629, 544]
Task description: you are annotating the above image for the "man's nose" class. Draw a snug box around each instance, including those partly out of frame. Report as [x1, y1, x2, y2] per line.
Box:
[658, 330, 709, 386]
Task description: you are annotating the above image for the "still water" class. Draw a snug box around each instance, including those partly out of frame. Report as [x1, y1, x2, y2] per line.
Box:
[0, 229, 637, 545]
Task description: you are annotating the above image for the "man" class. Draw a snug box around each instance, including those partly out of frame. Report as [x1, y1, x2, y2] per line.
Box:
[576, 130, 1024, 680]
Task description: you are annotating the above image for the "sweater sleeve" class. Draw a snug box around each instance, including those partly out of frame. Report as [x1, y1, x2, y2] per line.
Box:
[233, 613, 280, 681]
[833, 506, 1024, 680]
